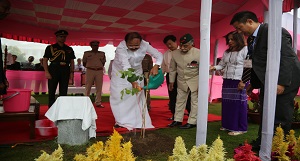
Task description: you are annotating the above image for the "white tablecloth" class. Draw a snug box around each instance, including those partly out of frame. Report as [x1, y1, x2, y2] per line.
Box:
[45, 96, 97, 138]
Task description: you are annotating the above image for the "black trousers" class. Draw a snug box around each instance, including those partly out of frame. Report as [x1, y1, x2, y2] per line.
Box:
[48, 64, 70, 108]
[257, 86, 298, 141]
[166, 73, 191, 117]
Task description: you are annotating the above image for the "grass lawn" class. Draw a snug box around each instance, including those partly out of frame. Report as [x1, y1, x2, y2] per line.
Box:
[0, 95, 299, 161]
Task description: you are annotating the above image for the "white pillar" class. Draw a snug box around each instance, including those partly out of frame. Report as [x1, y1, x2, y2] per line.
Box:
[196, 0, 212, 146]
[293, 4, 298, 53]
[259, 0, 282, 160]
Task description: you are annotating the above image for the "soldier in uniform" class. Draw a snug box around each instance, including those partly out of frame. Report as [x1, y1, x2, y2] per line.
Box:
[82, 40, 106, 107]
[142, 54, 153, 110]
[167, 33, 200, 129]
[43, 30, 76, 108]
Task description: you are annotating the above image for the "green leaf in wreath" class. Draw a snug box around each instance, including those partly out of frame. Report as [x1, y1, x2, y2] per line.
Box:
[131, 88, 139, 95]
[127, 75, 137, 82]
[138, 76, 143, 81]
[125, 88, 131, 94]
[128, 68, 135, 72]
[120, 89, 125, 99]
[121, 73, 126, 79]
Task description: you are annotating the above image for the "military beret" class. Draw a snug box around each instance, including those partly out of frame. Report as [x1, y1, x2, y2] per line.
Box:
[55, 30, 68, 36]
[180, 33, 193, 45]
[90, 40, 100, 44]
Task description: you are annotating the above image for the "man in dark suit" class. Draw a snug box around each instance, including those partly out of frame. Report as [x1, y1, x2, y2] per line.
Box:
[230, 11, 300, 150]
[7, 54, 21, 70]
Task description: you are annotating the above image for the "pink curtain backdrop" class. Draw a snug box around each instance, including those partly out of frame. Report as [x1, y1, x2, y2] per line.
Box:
[5, 70, 299, 99]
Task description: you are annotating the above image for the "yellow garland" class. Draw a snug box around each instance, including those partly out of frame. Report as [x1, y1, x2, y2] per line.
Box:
[272, 126, 285, 152]
[168, 136, 231, 161]
[74, 129, 136, 161]
[294, 136, 300, 160]
[35, 144, 63, 161]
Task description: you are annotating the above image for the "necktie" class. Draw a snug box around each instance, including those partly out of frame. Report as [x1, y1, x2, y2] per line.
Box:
[241, 36, 256, 83]
[247, 36, 256, 58]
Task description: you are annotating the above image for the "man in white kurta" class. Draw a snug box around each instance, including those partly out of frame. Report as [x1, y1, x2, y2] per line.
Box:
[168, 33, 200, 129]
[110, 32, 163, 130]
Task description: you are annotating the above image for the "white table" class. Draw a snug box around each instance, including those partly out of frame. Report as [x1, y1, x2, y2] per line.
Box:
[55, 86, 96, 95]
[45, 96, 97, 138]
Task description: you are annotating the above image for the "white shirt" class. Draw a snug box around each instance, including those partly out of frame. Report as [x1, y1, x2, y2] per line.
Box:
[214, 46, 248, 80]
[74, 64, 85, 72]
[162, 49, 172, 73]
[113, 40, 163, 73]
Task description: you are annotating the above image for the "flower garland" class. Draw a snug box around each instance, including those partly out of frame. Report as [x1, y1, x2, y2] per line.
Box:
[168, 136, 233, 161]
[271, 126, 300, 160]
[35, 144, 63, 161]
[74, 129, 136, 161]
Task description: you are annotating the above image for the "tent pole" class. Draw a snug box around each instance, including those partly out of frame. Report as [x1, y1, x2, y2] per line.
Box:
[293, 1, 298, 53]
[259, 0, 282, 160]
[196, 0, 212, 146]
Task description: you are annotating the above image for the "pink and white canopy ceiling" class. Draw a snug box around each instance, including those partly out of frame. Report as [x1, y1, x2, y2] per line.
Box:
[0, 0, 298, 49]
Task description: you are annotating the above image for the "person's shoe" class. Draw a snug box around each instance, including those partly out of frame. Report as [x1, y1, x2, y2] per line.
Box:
[228, 131, 246, 136]
[114, 124, 122, 128]
[168, 121, 182, 127]
[167, 117, 174, 120]
[250, 138, 261, 151]
[34, 92, 39, 95]
[179, 123, 196, 129]
[95, 103, 104, 108]
[220, 127, 227, 131]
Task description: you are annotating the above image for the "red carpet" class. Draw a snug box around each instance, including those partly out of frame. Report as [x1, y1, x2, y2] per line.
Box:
[0, 100, 221, 145]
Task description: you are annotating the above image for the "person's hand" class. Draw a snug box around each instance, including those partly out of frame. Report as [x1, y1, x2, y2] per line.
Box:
[246, 84, 253, 96]
[45, 71, 52, 79]
[0, 83, 6, 90]
[168, 83, 174, 91]
[131, 82, 139, 89]
[237, 81, 245, 91]
[150, 65, 159, 76]
[277, 85, 285, 95]
[209, 66, 216, 71]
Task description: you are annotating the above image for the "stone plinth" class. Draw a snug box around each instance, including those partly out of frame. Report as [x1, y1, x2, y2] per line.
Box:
[57, 119, 89, 145]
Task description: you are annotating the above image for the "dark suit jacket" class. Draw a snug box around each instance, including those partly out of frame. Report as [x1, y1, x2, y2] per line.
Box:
[251, 23, 300, 94]
[7, 62, 21, 70]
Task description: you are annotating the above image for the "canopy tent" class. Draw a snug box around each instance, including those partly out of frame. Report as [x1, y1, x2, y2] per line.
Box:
[1, 0, 300, 160]
[0, 0, 299, 51]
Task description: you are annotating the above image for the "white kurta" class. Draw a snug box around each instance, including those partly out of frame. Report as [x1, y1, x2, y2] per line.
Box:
[110, 40, 163, 130]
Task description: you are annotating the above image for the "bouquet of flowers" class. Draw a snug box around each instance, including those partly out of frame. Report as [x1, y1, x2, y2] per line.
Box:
[293, 101, 300, 122]
[233, 141, 260, 161]
[248, 92, 260, 113]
